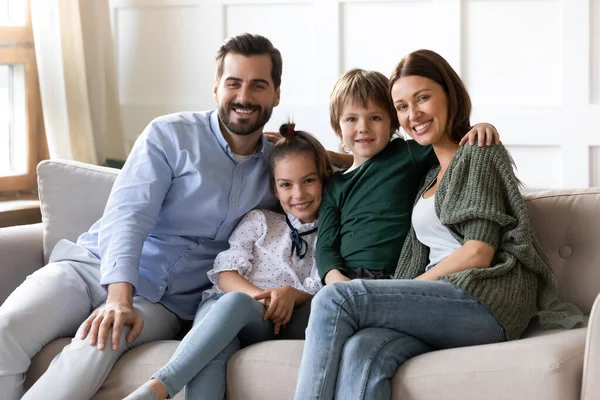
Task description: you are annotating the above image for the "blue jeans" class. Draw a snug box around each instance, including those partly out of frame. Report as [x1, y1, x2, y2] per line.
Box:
[154, 291, 310, 399]
[294, 280, 506, 400]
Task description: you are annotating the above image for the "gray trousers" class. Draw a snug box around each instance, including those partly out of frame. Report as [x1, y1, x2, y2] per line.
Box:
[0, 240, 182, 400]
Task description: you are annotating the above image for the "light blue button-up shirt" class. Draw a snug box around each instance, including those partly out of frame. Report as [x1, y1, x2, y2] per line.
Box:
[77, 110, 277, 319]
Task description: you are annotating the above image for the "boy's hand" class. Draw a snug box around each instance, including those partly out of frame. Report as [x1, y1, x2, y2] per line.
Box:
[254, 286, 296, 334]
[324, 269, 351, 285]
[459, 123, 499, 147]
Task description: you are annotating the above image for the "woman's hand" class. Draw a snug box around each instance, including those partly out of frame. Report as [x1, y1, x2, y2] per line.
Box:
[459, 123, 499, 147]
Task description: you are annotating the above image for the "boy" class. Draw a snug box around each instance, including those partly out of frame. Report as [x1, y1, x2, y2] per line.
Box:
[317, 69, 497, 284]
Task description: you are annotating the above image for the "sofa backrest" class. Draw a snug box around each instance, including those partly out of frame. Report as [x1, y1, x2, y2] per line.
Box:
[37, 159, 119, 263]
[37, 160, 600, 314]
[523, 188, 600, 314]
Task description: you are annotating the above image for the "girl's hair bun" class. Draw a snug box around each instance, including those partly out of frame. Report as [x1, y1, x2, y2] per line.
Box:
[279, 123, 296, 138]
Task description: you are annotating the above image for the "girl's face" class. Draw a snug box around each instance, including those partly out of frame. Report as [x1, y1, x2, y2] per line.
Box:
[391, 75, 450, 147]
[273, 153, 322, 223]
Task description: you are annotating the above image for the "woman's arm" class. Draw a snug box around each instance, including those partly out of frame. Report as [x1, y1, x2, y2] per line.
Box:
[415, 240, 495, 281]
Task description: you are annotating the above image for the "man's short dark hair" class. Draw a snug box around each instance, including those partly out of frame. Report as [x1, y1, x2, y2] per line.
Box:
[215, 33, 283, 89]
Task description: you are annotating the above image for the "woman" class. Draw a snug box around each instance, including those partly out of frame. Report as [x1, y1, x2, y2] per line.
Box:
[293, 49, 583, 400]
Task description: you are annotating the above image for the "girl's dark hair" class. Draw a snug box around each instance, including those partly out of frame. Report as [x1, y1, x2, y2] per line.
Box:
[390, 49, 471, 143]
[269, 123, 334, 185]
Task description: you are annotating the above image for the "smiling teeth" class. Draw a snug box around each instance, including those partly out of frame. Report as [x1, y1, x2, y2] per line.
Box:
[292, 202, 310, 209]
[414, 122, 431, 132]
[234, 108, 254, 114]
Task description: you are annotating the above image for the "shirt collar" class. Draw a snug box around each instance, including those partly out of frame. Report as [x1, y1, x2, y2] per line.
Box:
[209, 110, 268, 159]
[286, 212, 319, 232]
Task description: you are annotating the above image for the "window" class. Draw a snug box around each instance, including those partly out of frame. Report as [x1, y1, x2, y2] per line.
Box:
[0, 0, 42, 192]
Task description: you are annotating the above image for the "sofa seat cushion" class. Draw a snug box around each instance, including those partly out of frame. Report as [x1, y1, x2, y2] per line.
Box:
[226, 328, 587, 400]
[392, 327, 586, 400]
[24, 339, 184, 400]
[24, 327, 586, 400]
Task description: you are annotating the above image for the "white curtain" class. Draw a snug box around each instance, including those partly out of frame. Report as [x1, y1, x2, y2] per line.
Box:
[30, 0, 125, 165]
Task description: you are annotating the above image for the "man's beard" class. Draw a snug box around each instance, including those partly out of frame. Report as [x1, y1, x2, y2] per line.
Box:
[218, 102, 273, 136]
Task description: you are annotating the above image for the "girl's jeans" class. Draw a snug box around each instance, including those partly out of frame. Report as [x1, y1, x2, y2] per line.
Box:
[294, 279, 506, 400]
[154, 291, 310, 399]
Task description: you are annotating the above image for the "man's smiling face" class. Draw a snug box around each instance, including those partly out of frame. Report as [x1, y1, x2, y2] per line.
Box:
[213, 53, 280, 136]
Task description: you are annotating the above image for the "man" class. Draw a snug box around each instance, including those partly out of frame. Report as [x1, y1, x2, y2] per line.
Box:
[0, 33, 282, 400]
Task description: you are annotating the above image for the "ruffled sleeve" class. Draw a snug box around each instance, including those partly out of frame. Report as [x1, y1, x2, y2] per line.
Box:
[300, 262, 323, 295]
[207, 210, 267, 285]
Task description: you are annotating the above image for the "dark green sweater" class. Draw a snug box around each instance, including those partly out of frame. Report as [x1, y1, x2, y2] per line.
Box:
[316, 138, 436, 280]
[394, 143, 583, 340]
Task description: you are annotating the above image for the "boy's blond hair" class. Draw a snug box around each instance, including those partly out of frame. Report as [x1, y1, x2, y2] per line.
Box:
[329, 69, 399, 138]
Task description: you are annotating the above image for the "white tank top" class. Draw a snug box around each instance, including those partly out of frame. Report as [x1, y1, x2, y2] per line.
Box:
[411, 194, 461, 270]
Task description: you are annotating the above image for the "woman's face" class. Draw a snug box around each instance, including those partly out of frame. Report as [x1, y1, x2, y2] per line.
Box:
[391, 75, 449, 147]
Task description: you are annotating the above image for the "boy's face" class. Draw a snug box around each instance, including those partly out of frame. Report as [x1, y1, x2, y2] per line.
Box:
[338, 99, 392, 167]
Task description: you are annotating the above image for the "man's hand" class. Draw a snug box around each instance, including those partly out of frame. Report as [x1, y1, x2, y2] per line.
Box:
[79, 282, 144, 351]
[264, 131, 283, 144]
[324, 269, 351, 285]
[459, 123, 499, 147]
[254, 286, 296, 334]
[327, 151, 353, 169]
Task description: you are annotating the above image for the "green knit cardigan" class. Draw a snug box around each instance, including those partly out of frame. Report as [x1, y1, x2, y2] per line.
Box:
[393, 143, 583, 340]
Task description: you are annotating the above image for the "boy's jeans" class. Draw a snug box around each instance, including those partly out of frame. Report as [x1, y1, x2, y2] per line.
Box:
[294, 279, 506, 400]
[154, 291, 310, 399]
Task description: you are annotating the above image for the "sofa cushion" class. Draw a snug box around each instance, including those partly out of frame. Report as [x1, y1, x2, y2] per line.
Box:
[391, 326, 586, 400]
[37, 160, 118, 263]
[24, 338, 184, 400]
[524, 188, 600, 314]
[23, 326, 587, 400]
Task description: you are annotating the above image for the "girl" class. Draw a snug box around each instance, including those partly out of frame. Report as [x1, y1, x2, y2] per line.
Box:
[126, 123, 333, 400]
[294, 50, 583, 400]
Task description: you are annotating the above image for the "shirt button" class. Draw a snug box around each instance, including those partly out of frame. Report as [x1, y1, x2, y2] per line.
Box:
[159, 286, 164, 291]
[231, 197, 236, 203]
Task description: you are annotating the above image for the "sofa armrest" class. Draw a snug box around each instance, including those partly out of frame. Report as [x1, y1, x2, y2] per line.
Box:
[0, 223, 44, 305]
[582, 293, 600, 400]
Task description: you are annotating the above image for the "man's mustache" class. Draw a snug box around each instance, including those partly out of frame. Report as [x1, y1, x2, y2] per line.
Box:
[229, 103, 261, 112]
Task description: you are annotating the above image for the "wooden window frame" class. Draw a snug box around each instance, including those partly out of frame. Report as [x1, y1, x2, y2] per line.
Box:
[0, 0, 43, 193]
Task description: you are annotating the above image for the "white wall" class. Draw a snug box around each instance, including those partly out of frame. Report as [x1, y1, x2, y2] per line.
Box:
[108, 0, 600, 191]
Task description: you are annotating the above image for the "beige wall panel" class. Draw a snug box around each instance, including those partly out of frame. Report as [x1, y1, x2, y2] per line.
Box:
[464, 0, 563, 106]
[341, 0, 435, 76]
[115, 5, 221, 105]
[225, 3, 316, 107]
[506, 145, 563, 190]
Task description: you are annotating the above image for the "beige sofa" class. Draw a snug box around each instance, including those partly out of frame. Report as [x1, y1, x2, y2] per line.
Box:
[1, 159, 600, 399]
